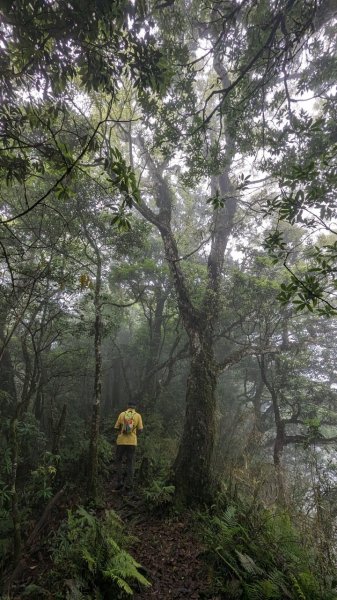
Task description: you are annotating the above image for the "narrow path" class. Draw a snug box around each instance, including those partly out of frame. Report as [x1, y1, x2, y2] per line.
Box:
[131, 517, 215, 599]
[105, 481, 220, 599]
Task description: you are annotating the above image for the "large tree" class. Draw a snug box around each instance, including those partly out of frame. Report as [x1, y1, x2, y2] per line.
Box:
[117, 0, 331, 504]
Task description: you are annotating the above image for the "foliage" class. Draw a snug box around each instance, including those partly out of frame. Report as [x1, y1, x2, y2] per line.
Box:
[59, 431, 113, 488]
[29, 451, 59, 504]
[141, 479, 175, 515]
[0, 0, 169, 157]
[96, 435, 114, 483]
[0, 0, 166, 96]
[262, 96, 337, 316]
[49, 506, 150, 598]
[17, 414, 49, 468]
[199, 497, 337, 599]
[137, 414, 177, 513]
[21, 583, 53, 598]
[0, 494, 12, 570]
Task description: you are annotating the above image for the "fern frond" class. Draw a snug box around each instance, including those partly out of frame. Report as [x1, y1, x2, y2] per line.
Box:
[268, 568, 287, 590]
[245, 578, 280, 599]
[106, 575, 133, 595]
[81, 547, 97, 573]
[289, 574, 307, 600]
[76, 506, 97, 528]
[235, 550, 263, 575]
[222, 505, 238, 528]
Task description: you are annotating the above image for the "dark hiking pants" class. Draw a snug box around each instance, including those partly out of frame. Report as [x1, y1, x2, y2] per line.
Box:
[116, 445, 136, 489]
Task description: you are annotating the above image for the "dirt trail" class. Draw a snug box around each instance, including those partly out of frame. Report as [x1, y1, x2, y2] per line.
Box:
[131, 517, 215, 599]
[105, 482, 220, 600]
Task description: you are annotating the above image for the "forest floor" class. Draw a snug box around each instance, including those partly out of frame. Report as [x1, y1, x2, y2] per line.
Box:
[5, 473, 220, 599]
[104, 477, 220, 600]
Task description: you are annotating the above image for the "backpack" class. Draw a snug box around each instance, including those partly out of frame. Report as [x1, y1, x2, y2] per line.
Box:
[122, 409, 136, 434]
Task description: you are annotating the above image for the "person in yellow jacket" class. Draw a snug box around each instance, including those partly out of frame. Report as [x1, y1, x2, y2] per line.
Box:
[114, 401, 143, 491]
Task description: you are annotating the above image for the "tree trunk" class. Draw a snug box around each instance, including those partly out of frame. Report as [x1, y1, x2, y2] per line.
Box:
[86, 239, 102, 501]
[260, 355, 287, 506]
[139, 286, 167, 411]
[7, 320, 41, 563]
[9, 413, 21, 562]
[110, 355, 121, 411]
[87, 299, 102, 499]
[0, 316, 17, 415]
[52, 403, 67, 455]
[173, 337, 217, 504]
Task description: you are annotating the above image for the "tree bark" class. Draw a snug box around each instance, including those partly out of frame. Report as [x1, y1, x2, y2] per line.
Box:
[9, 413, 21, 562]
[0, 314, 17, 413]
[86, 233, 103, 501]
[260, 355, 287, 506]
[6, 311, 44, 563]
[173, 335, 217, 505]
[138, 285, 167, 411]
[52, 403, 67, 455]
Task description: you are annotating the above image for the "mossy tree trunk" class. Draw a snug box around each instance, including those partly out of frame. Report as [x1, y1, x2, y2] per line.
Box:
[86, 232, 103, 501]
[7, 311, 44, 562]
[9, 413, 21, 562]
[134, 135, 237, 504]
[173, 335, 217, 504]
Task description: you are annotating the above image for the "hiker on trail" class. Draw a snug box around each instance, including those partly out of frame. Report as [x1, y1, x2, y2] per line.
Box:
[114, 401, 143, 492]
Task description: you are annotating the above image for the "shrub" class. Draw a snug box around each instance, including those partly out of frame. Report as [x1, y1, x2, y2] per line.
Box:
[49, 506, 150, 598]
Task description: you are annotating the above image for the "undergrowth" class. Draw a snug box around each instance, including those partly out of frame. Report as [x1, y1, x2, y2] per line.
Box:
[198, 496, 337, 600]
[25, 506, 150, 599]
[137, 423, 176, 515]
[141, 478, 175, 514]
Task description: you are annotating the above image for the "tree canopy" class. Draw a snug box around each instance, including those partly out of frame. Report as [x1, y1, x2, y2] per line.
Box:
[1, 1, 337, 598]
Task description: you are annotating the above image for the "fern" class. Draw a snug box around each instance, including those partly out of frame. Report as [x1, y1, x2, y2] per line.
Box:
[49, 507, 150, 597]
[76, 505, 97, 528]
[142, 479, 175, 513]
[81, 546, 97, 573]
[104, 548, 150, 588]
[22, 584, 52, 598]
[199, 499, 337, 600]
[221, 505, 238, 528]
[297, 571, 322, 597]
[107, 575, 133, 596]
[289, 574, 306, 600]
[235, 550, 263, 576]
[268, 569, 287, 593]
[245, 579, 281, 599]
